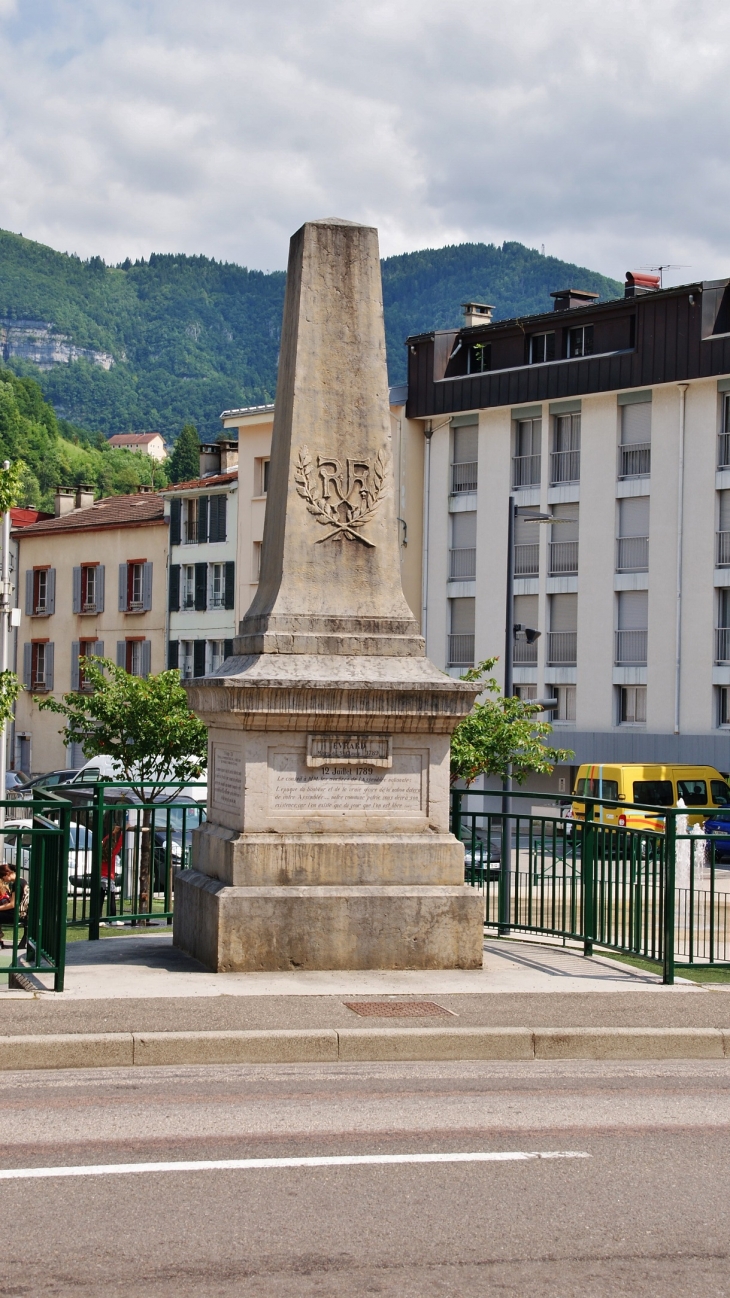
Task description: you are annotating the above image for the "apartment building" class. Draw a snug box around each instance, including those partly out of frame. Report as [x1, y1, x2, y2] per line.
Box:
[161, 441, 239, 677]
[12, 487, 168, 773]
[405, 273, 730, 785]
[219, 398, 425, 628]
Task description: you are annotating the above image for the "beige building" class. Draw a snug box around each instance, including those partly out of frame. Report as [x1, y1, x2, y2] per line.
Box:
[107, 432, 167, 461]
[220, 393, 424, 628]
[13, 487, 168, 773]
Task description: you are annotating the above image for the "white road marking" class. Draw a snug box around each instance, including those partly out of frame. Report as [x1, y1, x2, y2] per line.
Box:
[0, 1151, 589, 1181]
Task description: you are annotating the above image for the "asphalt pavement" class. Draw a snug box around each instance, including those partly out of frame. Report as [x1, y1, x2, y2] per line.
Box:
[1, 1058, 729, 1296]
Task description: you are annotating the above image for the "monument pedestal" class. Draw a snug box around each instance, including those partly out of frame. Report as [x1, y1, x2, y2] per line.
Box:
[173, 217, 483, 972]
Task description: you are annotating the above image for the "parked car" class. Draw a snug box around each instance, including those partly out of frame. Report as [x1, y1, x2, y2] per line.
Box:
[17, 770, 79, 798]
[70, 755, 207, 803]
[5, 771, 29, 797]
[699, 810, 730, 863]
[2, 818, 96, 890]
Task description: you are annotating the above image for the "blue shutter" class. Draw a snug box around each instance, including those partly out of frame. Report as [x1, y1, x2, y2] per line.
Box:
[45, 643, 54, 692]
[140, 640, 152, 678]
[118, 565, 128, 612]
[170, 497, 182, 546]
[71, 642, 80, 691]
[116, 641, 126, 668]
[25, 570, 33, 616]
[96, 565, 105, 613]
[23, 643, 32, 687]
[47, 569, 56, 615]
[142, 563, 153, 611]
[93, 640, 104, 660]
[72, 568, 82, 614]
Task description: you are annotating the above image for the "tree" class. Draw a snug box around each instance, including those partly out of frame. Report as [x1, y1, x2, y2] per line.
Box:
[39, 658, 207, 914]
[450, 659, 574, 786]
[167, 422, 201, 484]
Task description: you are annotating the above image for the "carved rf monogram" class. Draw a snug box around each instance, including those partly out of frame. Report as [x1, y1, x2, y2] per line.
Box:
[294, 446, 387, 547]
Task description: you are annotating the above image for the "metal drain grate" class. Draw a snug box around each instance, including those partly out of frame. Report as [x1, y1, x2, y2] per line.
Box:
[343, 1001, 456, 1018]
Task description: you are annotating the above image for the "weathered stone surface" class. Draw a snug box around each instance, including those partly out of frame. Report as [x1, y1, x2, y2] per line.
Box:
[175, 218, 482, 972]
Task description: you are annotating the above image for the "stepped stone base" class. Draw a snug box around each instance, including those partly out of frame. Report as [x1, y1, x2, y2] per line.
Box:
[173, 872, 484, 972]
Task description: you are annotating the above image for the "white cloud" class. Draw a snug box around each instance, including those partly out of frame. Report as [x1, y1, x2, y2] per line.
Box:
[0, 0, 727, 282]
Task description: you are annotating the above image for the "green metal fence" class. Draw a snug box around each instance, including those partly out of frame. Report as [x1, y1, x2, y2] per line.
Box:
[3, 792, 71, 992]
[451, 786, 730, 985]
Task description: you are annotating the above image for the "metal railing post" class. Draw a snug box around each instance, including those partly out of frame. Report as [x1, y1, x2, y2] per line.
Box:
[582, 799, 595, 957]
[54, 800, 70, 992]
[88, 783, 104, 941]
[663, 810, 676, 985]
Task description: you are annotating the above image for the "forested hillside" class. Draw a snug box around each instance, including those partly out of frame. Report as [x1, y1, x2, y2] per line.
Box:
[0, 229, 622, 439]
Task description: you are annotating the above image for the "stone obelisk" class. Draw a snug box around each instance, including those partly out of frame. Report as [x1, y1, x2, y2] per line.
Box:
[174, 218, 483, 970]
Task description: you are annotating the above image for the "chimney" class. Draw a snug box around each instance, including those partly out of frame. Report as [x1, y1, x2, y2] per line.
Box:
[75, 484, 95, 510]
[461, 302, 494, 328]
[199, 443, 221, 477]
[625, 271, 660, 298]
[54, 488, 75, 518]
[218, 439, 239, 473]
[550, 288, 600, 311]
[135, 484, 153, 493]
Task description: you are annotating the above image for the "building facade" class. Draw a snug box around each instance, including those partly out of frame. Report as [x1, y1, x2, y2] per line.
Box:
[106, 432, 167, 461]
[162, 441, 239, 678]
[405, 274, 730, 785]
[13, 488, 168, 773]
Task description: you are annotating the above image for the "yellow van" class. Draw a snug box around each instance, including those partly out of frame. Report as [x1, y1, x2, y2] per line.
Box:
[572, 764, 730, 833]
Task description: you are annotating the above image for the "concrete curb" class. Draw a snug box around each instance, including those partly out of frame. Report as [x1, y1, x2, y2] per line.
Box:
[0, 1027, 728, 1070]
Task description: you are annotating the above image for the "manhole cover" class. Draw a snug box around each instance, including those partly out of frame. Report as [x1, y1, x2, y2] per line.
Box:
[343, 1000, 456, 1018]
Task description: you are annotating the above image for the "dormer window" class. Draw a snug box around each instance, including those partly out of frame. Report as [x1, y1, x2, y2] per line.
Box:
[529, 332, 555, 364]
[466, 342, 492, 374]
[568, 325, 594, 358]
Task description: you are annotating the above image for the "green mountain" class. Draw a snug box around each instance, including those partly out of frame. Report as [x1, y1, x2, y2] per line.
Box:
[0, 229, 622, 439]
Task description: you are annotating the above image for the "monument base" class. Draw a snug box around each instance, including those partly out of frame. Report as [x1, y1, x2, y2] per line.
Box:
[173, 872, 484, 971]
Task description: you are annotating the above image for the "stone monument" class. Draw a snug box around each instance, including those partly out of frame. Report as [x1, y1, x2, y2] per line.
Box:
[174, 217, 483, 970]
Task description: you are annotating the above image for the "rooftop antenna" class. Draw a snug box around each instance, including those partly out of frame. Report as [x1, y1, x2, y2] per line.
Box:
[638, 264, 690, 289]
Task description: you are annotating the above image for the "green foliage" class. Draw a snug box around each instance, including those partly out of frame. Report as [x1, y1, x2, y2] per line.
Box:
[0, 460, 25, 513]
[0, 367, 168, 509]
[0, 671, 21, 730]
[0, 228, 622, 436]
[450, 659, 574, 786]
[168, 422, 201, 483]
[38, 657, 207, 799]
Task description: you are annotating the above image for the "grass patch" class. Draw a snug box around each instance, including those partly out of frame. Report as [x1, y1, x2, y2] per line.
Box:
[599, 948, 730, 982]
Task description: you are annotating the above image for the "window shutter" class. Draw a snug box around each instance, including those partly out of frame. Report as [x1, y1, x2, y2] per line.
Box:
[197, 495, 208, 544]
[70, 642, 80, 691]
[217, 495, 227, 542]
[170, 497, 182, 546]
[224, 561, 235, 610]
[118, 565, 128, 612]
[169, 564, 180, 613]
[193, 640, 206, 677]
[194, 563, 207, 611]
[168, 640, 179, 670]
[45, 643, 54, 691]
[116, 641, 126, 668]
[223, 639, 233, 660]
[93, 640, 104, 659]
[140, 640, 152, 678]
[96, 566, 105, 613]
[142, 562, 153, 611]
[72, 568, 82, 614]
[23, 643, 32, 687]
[209, 495, 227, 542]
[25, 570, 33, 616]
[47, 569, 56, 615]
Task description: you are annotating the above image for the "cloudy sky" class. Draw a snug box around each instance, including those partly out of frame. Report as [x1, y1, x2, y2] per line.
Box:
[0, 0, 727, 282]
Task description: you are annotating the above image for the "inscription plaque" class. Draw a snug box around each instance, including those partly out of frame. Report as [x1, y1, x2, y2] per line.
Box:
[212, 747, 243, 813]
[306, 734, 392, 768]
[270, 750, 423, 813]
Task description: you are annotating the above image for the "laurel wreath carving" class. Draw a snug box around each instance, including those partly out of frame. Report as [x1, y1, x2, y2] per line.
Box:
[294, 446, 388, 547]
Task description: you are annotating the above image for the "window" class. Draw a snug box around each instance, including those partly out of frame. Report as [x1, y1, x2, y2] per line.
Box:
[466, 342, 491, 374]
[512, 418, 541, 488]
[119, 562, 152, 614]
[76, 639, 102, 692]
[617, 497, 649, 573]
[513, 594, 538, 664]
[514, 507, 540, 576]
[719, 395, 730, 469]
[567, 325, 593, 358]
[448, 597, 475, 667]
[575, 777, 619, 801]
[72, 563, 105, 615]
[183, 498, 198, 544]
[26, 567, 55, 617]
[262, 459, 270, 494]
[547, 593, 577, 665]
[619, 685, 647, 725]
[549, 686, 576, 723]
[548, 505, 579, 575]
[718, 686, 730, 727]
[716, 589, 730, 664]
[618, 399, 651, 479]
[550, 413, 581, 483]
[180, 641, 193, 679]
[529, 332, 555, 364]
[118, 639, 150, 677]
[616, 590, 648, 665]
[515, 684, 537, 702]
[712, 778, 730, 805]
[718, 490, 730, 567]
[208, 640, 225, 674]
[182, 565, 195, 610]
[450, 424, 478, 494]
[449, 512, 476, 580]
[82, 566, 96, 612]
[210, 563, 225, 608]
[29, 642, 51, 691]
[676, 780, 708, 807]
[633, 779, 672, 806]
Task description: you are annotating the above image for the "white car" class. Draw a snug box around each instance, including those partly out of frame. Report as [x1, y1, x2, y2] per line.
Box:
[1, 818, 95, 890]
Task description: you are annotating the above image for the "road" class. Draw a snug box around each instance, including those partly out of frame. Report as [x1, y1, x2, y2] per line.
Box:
[1, 1059, 729, 1296]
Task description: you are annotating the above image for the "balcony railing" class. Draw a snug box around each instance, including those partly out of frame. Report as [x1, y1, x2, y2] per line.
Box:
[618, 442, 651, 479]
[514, 543, 539, 576]
[717, 531, 730, 567]
[548, 541, 578, 575]
[546, 631, 577, 665]
[513, 638, 538, 664]
[549, 448, 580, 484]
[616, 535, 649, 573]
[719, 433, 730, 469]
[716, 628, 730, 665]
[615, 628, 648, 665]
[451, 461, 478, 494]
[447, 633, 475, 667]
[512, 454, 541, 488]
[449, 547, 476, 580]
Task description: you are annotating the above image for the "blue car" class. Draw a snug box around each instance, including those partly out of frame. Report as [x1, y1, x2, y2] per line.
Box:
[701, 810, 730, 862]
